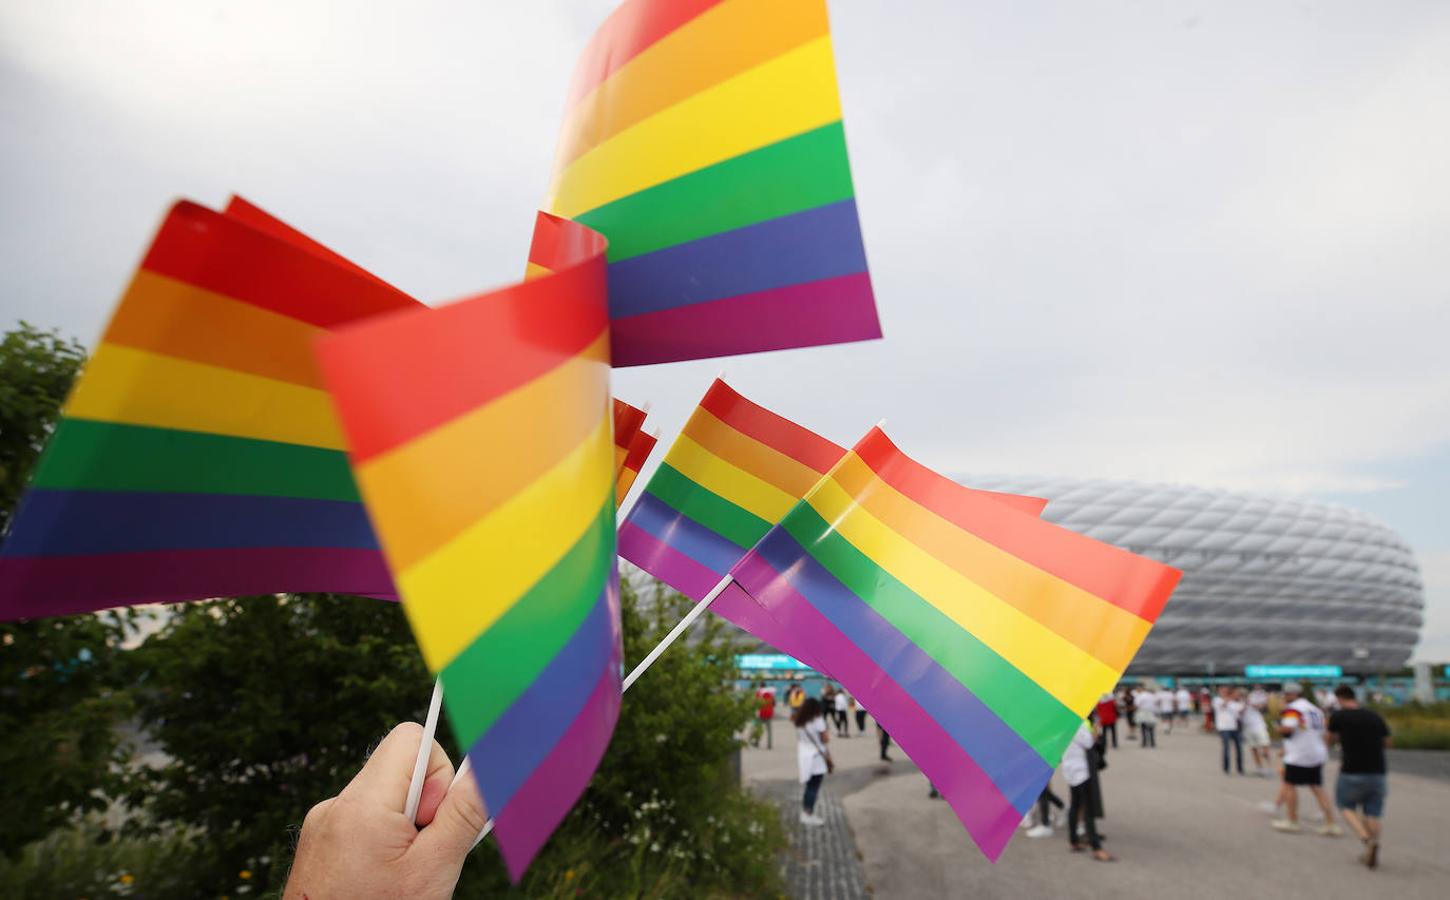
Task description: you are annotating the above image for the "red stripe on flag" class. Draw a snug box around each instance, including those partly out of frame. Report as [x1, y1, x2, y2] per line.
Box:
[853, 428, 1180, 622]
[699, 379, 844, 474]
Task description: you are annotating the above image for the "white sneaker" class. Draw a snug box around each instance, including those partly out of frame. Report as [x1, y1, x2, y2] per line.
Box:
[1271, 819, 1302, 834]
[799, 811, 825, 827]
[1025, 825, 1053, 838]
[1317, 823, 1343, 838]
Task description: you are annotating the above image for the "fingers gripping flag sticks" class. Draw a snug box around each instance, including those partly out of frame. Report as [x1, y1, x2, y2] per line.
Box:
[0, 198, 418, 618]
[726, 427, 1182, 860]
[316, 213, 621, 881]
[546, 0, 881, 365]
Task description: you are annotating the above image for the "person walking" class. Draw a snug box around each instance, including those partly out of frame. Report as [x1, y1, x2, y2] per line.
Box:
[794, 698, 832, 827]
[1176, 684, 1193, 728]
[1095, 693, 1119, 751]
[1239, 689, 1272, 777]
[1124, 686, 1139, 741]
[1156, 684, 1177, 735]
[787, 683, 805, 714]
[1212, 686, 1245, 775]
[1327, 685, 1391, 868]
[754, 682, 777, 750]
[1271, 682, 1343, 836]
[851, 696, 867, 734]
[1135, 686, 1158, 748]
[833, 688, 851, 737]
[1063, 721, 1113, 861]
[876, 721, 893, 762]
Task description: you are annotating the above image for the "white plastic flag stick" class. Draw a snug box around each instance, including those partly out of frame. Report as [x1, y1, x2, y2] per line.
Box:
[622, 574, 732, 692]
[458, 572, 735, 849]
[403, 677, 444, 824]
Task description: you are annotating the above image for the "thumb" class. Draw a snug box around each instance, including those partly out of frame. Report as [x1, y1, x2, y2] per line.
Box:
[412, 766, 490, 862]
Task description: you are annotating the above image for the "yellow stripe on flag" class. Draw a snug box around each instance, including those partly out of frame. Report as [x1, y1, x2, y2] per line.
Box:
[547, 36, 843, 218]
[807, 475, 1121, 715]
[357, 334, 610, 572]
[664, 432, 799, 524]
[65, 342, 345, 450]
[396, 415, 614, 670]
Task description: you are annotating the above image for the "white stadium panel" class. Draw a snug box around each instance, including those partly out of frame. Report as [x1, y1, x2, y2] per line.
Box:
[961, 476, 1424, 674]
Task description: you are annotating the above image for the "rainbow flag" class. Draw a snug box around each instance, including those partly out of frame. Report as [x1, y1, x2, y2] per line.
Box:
[0, 198, 416, 619]
[612, 398, 648, 479]
[617, 380, 1046, 660]
[615, 429, 657, 506]
[315, 211, 620, 880]
[545, 0, 881, 366]
[727, 427, 1181, 860]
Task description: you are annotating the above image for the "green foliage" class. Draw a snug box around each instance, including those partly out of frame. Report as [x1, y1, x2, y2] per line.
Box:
[121, 593, 439, 890]
[1373, 702, 1450, 750]
[0, 321, 136, 857]
[0, 823, 204, 898]
[453, 580, 784, 899]
[0, 320, 86, 532]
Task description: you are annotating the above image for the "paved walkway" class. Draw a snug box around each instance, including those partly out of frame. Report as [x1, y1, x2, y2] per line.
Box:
[743, 719, 1450, 900]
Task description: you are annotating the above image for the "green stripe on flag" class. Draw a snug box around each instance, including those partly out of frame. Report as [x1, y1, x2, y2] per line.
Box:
[31, 418, 360, 502]
[644, 463, 771, 550]
[440, 498, 615, 747]
[576, 123, 855, 263]
[782, 503, 1082, 766]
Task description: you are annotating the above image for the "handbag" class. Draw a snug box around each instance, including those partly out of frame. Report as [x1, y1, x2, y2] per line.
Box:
[805, 725, 835, 774]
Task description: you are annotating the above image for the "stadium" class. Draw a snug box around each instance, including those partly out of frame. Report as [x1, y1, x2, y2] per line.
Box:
[962, 476, 1426, 675]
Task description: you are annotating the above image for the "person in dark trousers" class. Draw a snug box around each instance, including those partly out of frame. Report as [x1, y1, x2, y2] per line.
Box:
[876, 722, 893, 762]
[793, 697, 831, 827]
[1064, 721, 1113, 861]
[854, 699, 867, 734]
[1328, 685, 1392, 869]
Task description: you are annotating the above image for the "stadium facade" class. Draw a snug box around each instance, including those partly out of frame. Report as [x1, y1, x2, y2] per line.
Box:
[962, 476, 1425, 675]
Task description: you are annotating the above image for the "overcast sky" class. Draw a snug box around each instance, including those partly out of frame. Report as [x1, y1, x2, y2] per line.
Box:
[3, 1, 1447, 660]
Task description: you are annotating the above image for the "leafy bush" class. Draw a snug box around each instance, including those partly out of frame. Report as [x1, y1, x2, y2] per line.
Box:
[1374, 702, 1450, 750]
[1, 322, 136, 857]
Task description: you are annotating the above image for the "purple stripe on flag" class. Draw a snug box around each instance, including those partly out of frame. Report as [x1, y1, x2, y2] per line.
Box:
[625, 492, 743, 574]
[732, 551, 1028, 861]
[616, 523, 823, 668]
[0, 547, 396, 620]
[750, 528, 1051, 808]
[606, 200, 868, 318]
[487, 604, 622, 881]
[618, 521, 723, 600]
[611, 271, 880, 367]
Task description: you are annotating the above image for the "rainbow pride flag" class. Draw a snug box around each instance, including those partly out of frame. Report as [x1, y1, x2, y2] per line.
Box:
[616, 429, 657, 506]
[612, 398, 648, 479]
[618, 380, 1046, 659]
[0, 198, 417, 619]
[545, 0, 881, 366]
[727, 427, 1181, 860]
[316, 211, 620, 880]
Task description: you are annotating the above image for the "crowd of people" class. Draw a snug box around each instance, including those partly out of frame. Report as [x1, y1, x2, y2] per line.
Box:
[768, 677, 1393, 870]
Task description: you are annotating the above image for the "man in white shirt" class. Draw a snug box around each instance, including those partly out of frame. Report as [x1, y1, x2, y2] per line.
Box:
[1271, 682, 1343, 836]
[1134, 686, 1158, 748]
[1212, 687, 1245, 774]
[1238, 688, 1272, 777]
[1156, 686, 1177, 734]
[1175, 686, 1193, 726]
[833, 688, 850, 737]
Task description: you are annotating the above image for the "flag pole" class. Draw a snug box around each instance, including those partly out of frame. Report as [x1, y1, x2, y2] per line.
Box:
[403, 676, 445, 824]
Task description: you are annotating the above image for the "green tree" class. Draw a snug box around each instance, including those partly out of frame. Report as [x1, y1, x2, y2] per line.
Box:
[121, 593, 439, 891]
[0, 322, 134, 857]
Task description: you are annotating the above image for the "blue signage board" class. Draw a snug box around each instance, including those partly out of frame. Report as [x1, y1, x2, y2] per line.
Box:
[736, 653, 812, 671]
[1244, 665, 1343, 680]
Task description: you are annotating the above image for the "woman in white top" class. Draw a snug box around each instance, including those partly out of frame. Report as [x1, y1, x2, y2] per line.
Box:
[794, 697, 832, 826]
[1063, 721, 1113, 861]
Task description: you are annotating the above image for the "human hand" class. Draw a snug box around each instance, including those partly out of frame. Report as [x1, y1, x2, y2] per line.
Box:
[283, 722, 488, 899]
